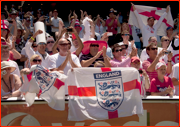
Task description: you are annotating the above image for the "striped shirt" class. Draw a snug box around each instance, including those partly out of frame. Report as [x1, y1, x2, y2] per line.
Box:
[142, 58, 165, 91]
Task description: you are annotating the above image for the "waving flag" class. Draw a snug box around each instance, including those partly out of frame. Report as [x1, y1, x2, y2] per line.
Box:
[128, 5, 174, 36]
[20, 65, 67, 110]
[67, 67, 143, 121]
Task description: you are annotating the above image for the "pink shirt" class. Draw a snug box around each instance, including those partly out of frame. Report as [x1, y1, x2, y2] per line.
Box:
[110, 57, 131, 67]
[105, 18, 118, 34]
[150, 76, 174, 95]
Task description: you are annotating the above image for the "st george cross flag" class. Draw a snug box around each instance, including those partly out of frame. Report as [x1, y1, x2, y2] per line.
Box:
[128, 5, 174, 37]
[20, 65, 67, 110]
[67, 67, 143, 121]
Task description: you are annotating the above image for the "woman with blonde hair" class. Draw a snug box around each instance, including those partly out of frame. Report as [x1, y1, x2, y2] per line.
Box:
[160, 36, 170, 50]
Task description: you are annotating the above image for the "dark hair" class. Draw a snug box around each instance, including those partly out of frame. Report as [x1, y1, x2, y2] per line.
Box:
[147, 16, 155, 21]
[111, 43, 121, 52]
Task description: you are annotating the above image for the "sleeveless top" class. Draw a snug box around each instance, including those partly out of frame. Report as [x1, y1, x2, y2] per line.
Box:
[1, 75, 15, 96]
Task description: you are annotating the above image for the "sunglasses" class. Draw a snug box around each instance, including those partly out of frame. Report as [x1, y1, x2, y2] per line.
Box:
[151, 47, 158, 50]
[32, 45, 37, 48]
[122, 34, 130, 36]
[90, 44, 99, 47]
[164, 39, 170, 42]
[33, 59, 42, 63]
[115, 49, 122, 52]
[38, 43, 46, 45]
[1, 29, 7, 31]
[59, 43, 71, 46]
[47, 41, 54, 44]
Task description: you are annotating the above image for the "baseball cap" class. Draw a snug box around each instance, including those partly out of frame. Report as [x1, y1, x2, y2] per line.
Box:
[155, 62, 166, 70]
[131, 56, 140, 63]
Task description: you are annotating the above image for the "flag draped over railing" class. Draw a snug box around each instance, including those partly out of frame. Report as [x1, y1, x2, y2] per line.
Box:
[67, 67, 143, 121]
[20, 65, 67, 110]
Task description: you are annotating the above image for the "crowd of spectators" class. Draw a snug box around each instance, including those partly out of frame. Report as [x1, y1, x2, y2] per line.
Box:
[1, 3, 179, 99]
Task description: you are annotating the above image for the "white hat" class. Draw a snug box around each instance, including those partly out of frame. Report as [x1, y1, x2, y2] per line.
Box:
[1, 61, 16, 73]
[155, 62, 166, 70]
[34, 21, 46, 44]
[46, 36, 55, 43]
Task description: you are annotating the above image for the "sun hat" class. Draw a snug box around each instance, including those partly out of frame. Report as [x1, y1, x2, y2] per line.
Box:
[1, 20, 10, 32]
[81, 40, 107, 55]
[1, 61, 16, 73]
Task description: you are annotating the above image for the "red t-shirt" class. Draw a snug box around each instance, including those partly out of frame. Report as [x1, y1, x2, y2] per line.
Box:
[105, 18, 118, 35]
[150, 76, 174, 95]
[9, 51, 15, 60]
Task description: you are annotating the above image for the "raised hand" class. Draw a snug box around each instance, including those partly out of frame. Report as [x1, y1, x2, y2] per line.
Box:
[35, 29, 43, 35]
[166, 5, 170, 13]
[102, 46, 107, 57]
[131, 2, 136, 11]
[95, 50, 103, 59]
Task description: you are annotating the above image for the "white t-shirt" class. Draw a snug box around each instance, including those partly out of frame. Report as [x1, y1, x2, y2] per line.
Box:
[95, 24, 104, 36]
[131, 25, 141, 42]
[140, 47, 163, 62]
[49, 53, 82, 94]
[171, 63, 179, 96]
[51, 17, 63, 32]
[134, 10, 167, 47]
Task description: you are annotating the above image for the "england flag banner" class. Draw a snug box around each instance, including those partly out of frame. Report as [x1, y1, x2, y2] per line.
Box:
[20, 65, 67, 110]
[128, 5, 174, 37]
[67, 67, 143, 121]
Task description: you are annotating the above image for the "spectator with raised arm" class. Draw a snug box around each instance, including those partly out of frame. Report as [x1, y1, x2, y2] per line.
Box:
[1, 39, 21, 77]
[25, 29, 52, 69]
[118, 30, 136, 55]
[110, 43, 137, 67]
[49, 28, 81, 95]
[142, 42, 173, 94]
[94, 14, 105, 36]
[49, 9, 63, 40]
[131, 3, 170, 48]
[80, 41, 111, 67]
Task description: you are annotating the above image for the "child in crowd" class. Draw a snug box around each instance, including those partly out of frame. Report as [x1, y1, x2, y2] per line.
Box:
[150, 62, 174, 96]
[130, 56, 150, 98]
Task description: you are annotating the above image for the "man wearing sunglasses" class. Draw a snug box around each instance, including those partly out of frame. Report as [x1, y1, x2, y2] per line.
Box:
[25, 29, 52, 69]
[49, 27, 82, 95]
[140, 36, 164, 62]
[142, 42, 173, 93]
[110, 43, 137, 67]
[80, 41, 111, 67]
[131, 3, 170, 48]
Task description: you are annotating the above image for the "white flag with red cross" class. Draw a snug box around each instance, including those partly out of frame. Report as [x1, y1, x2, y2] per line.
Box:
[128, 5, 174, 36]
[67, 67, 143, 121]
